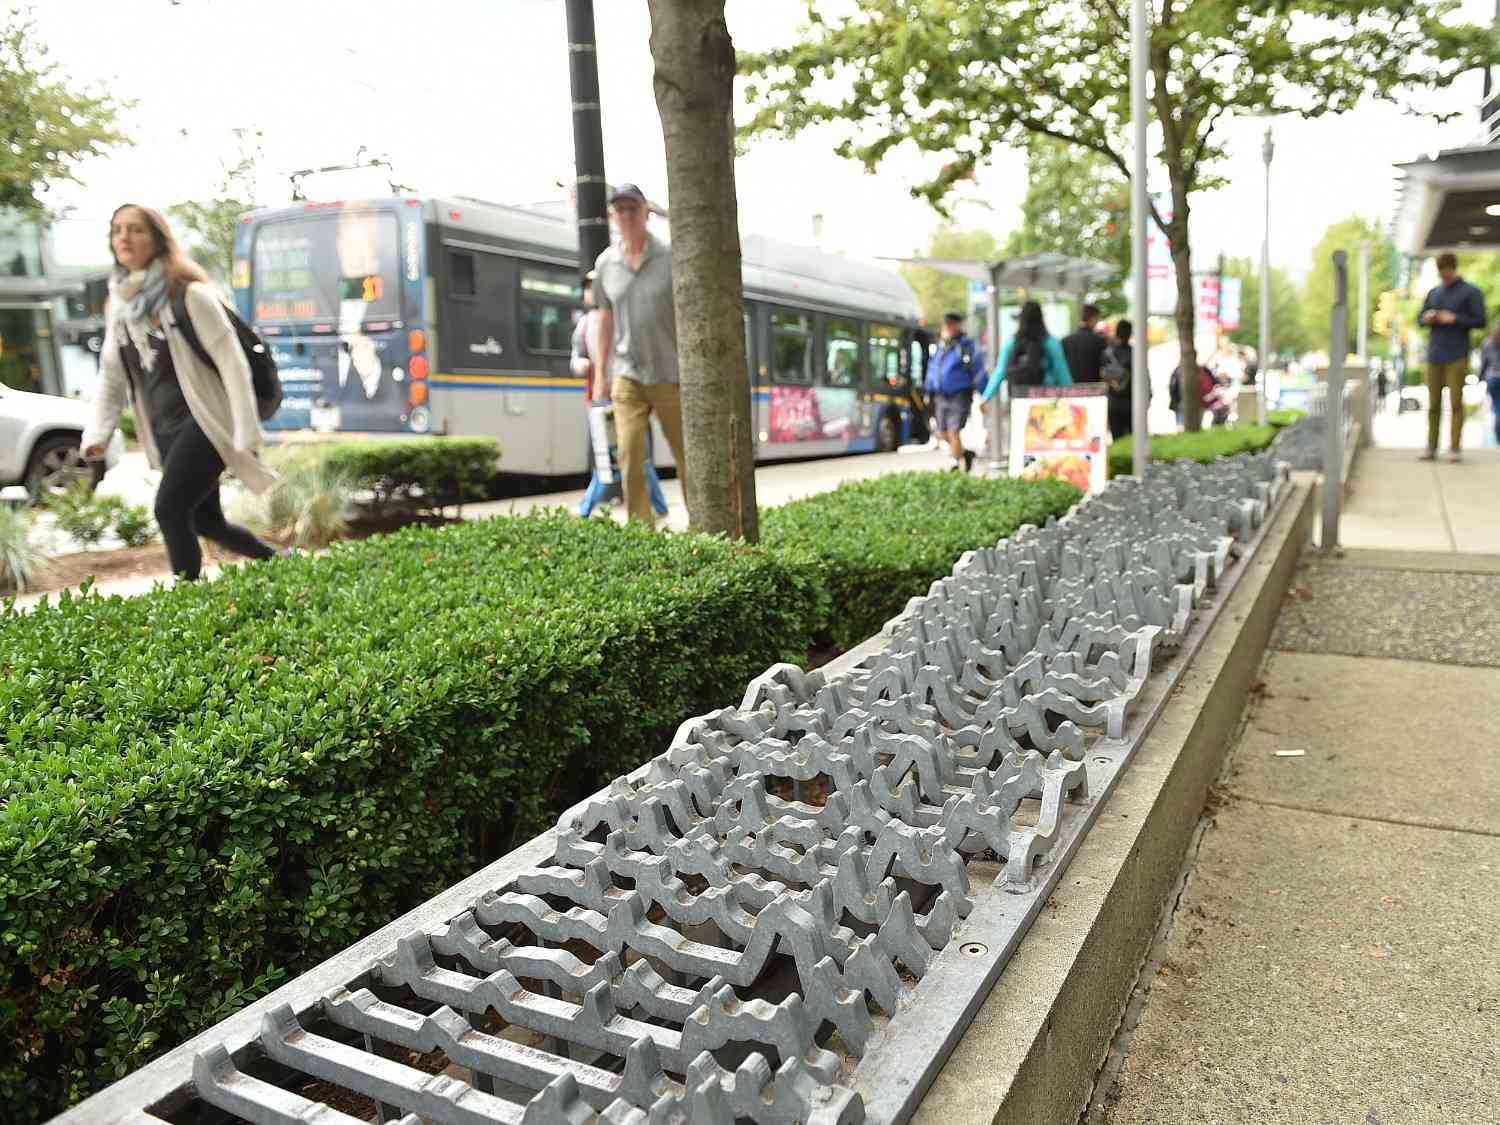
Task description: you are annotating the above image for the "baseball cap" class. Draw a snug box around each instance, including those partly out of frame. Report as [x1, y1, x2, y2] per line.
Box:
[608, 183, 647, 206]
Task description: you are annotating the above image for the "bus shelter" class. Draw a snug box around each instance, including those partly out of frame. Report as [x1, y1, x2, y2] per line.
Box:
[889, 252, 1117, 468]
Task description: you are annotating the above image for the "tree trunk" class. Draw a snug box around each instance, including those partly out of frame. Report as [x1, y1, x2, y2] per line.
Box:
[646, 0, 758, 541]
[1168, 182, 1202, 432]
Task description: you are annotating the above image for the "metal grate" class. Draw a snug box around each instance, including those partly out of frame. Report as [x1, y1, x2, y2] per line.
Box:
[62, 455, 1289, 1125]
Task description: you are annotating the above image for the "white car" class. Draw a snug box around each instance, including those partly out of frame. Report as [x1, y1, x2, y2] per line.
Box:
[0, 384, 125, 497]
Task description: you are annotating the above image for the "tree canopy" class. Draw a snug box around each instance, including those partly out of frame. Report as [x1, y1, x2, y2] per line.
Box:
[1301, 215, 1396, 356]
[169, 131, 263, 281]
[0, 9, 128, 213]
[741, 0, 1499, 429]
[900, 225, 1000, 326]
[1222, 255, 1309, 358]
[1004, 138, 1128, 314]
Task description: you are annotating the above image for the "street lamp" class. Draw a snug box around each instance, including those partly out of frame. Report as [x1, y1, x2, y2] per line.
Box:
[1130, 0, 1151, 476]
[1257, 123, 1273, 427]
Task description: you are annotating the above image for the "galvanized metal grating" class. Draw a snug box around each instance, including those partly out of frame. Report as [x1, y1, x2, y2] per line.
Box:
[66, 455, 1290, 1125]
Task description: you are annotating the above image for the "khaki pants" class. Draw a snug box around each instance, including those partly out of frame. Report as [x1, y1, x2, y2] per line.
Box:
[1425, 357, 1468, 453]
[614, 375, 687, 528]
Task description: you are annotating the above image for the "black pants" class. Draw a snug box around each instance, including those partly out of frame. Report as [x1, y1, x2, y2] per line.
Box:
[154, 421, 275, 580]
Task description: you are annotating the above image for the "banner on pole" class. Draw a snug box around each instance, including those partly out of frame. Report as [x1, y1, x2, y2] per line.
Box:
[1220, 277, 1242, 331]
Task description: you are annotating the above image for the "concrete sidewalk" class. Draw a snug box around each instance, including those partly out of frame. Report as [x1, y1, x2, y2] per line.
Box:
[1097, 444, 1500, 1124]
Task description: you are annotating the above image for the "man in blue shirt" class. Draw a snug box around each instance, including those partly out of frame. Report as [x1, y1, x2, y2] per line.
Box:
[926, 312, 985, 471]
[1419, 252, 1486, 461]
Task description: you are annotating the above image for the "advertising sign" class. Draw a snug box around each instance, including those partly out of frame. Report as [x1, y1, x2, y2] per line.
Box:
[1008, 385, 1110, 494]
[1220, 277, 1242, 331]
[1197, 275, 1220, 323]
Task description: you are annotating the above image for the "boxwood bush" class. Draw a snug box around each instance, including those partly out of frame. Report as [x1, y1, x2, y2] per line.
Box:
[0, 471, 1079, 1120]
[761, 472, 1082, 650]
[0, 513, 816, 1121]
[1107, 424, 1276, 478]
[296, 436, 501, 515]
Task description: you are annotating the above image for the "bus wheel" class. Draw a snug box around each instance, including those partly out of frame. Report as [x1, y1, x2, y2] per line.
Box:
[876, 410, 900, 452]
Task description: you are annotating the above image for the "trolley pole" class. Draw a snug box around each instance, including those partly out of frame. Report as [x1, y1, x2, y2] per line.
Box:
[1322, 250, 1348, 551]
[565, 0, 609, 272]
[1129, 0, 1150, 477]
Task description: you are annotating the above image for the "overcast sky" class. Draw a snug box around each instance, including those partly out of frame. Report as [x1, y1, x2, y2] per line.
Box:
[35, 0, 1497, 280]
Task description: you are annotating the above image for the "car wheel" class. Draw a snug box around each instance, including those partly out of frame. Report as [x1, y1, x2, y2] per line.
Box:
[24, 434, 98, 499]
[877, 410, 900, 452]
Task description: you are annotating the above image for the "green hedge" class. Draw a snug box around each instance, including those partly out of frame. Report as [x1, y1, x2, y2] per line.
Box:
[274, 437, 501, 515]
[0, 471, 1078, 1121]
[1266, 407, 1306, 428]
[1108, 424, 1276, 478]
[761, 473, 1082, 650]
[0, 515, 816, 1120]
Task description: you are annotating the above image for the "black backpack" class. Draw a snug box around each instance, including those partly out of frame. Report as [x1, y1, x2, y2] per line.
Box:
[1006, 335, 1045, 387]
[1102, 345, 1129, 389]
[172, 292, 283, 421]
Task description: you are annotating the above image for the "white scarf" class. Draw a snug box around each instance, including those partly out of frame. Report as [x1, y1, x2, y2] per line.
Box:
[109, 260, 170, 372]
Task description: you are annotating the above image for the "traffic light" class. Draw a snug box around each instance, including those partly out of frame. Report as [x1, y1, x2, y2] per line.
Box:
[1373, 289, 1400, 338]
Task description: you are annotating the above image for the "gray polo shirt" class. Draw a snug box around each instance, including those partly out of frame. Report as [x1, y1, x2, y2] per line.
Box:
[594, 231, 679, 386]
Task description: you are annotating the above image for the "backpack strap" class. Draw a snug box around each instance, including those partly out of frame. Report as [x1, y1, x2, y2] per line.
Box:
[169, 291, 218, 375]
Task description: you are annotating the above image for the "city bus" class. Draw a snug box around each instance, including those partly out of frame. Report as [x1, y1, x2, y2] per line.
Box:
[233, 195, 931, 474]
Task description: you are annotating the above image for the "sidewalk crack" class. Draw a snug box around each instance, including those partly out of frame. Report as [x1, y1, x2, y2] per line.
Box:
[1233, 793, 1500, 839]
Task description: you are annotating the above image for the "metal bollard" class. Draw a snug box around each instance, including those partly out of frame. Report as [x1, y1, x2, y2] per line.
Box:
[1322, 250, 1348, 550]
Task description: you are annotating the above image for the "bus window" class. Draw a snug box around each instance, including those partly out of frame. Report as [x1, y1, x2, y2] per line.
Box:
[449, 251, 476, 299]
[520, 266, 582, 355]
[252, 210, 401, 323]
[824, 318, 860, 388]
[770, 309, 812, 384]
[868, 323, 901, 389]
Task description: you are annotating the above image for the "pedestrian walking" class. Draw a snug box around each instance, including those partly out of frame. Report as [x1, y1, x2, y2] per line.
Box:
[1418, 251, 1486, 462]
[574, 271, 668, 518]
[1103, 319, 1136, 441]
[926, 311, 984, 471]
[979, 300, 1072, 413]
[81, 203, 278, 580]
[1478, 317, 1500, 446]
[1375, 360, 1389, 413]
[1062, 303, 1108, 384]
[592, 184, 687, 528]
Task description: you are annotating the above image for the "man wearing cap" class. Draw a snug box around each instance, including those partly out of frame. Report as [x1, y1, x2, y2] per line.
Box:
[925, 311, 984, 471]
[593, 183, 688, 526]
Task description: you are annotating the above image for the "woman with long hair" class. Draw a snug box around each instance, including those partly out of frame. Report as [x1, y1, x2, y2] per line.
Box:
[978, 299, 1073, 410]
[81, 204, 279, 580]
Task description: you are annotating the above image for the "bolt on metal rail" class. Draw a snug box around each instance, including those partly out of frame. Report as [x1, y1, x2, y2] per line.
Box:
[56, 455, 1291, 1125]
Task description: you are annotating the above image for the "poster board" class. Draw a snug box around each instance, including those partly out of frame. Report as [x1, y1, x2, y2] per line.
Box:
[1009, 384, 1110, 494]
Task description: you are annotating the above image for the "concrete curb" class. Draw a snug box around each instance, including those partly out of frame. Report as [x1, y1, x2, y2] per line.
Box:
[910, 477, 1314, 1125]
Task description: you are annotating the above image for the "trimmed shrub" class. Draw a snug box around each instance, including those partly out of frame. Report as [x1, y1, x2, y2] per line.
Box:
[1266, 407, 1306, 428]
[317, 437, 500, 515]
[0, 471, 1081, 1120]
[761, 472, 1082, 650]
[1108, 424, 1276, 479]
[0, 512, 819, 1120]
[110, 500, 158, 548]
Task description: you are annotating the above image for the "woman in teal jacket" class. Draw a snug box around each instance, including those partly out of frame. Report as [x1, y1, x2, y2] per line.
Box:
[980, 300, 1073, 406]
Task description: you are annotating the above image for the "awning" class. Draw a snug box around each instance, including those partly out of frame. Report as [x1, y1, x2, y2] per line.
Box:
[1393, 142, 1500, 253]
[881, 252, 1118, 296]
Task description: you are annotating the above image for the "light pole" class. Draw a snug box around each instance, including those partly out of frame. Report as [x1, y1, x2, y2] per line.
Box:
[1130, 0, 1150, 476]
[1257, 123, 1272, 428]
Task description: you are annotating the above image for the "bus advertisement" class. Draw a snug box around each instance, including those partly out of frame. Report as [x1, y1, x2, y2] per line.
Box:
[234, 195, 930, 473]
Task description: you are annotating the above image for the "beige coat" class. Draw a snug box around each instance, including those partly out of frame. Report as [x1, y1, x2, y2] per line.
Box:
[83, 281, 279, 495]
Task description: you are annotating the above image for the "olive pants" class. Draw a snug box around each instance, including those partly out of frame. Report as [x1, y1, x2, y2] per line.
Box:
[613, 375, 687, 528]
[1425, 358, 1468, 453]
